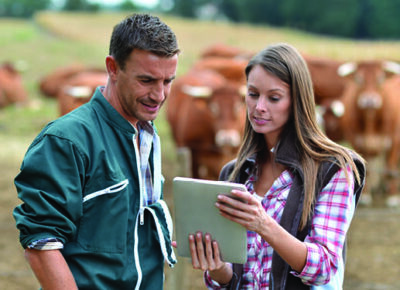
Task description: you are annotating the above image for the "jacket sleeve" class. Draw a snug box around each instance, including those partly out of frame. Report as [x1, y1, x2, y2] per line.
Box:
[13, 134, 85, 248]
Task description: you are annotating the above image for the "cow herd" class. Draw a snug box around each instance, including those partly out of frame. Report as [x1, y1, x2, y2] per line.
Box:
[167, 43, 400, 208]
[38, 63, 108, 115]
[2, 43, 400, 207]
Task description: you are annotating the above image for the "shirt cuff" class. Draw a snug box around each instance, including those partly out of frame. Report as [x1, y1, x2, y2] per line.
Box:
[204, 263, 233, 289]
[27, 238, 64, 250]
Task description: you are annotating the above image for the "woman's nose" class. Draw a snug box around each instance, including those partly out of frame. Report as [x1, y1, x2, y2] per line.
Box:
[256, 98, 267, 112]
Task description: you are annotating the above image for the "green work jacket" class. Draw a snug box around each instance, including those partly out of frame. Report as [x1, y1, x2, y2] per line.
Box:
[13, 87, 176, 289]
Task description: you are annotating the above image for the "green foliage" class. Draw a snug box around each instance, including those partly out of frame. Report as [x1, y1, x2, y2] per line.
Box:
[0, 0, 51, 18]
[281, 0, 360, 37]
[118, 0, 138, 11]
[368, 0, 400, 39]
[63, 0, 100, 11]
[236, 0, 284, 25]
[172, 0, 197, 17]
[174, 0, 400, 39]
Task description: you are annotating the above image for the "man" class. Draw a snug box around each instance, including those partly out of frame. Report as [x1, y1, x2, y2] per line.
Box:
[13, 13, 180, 289]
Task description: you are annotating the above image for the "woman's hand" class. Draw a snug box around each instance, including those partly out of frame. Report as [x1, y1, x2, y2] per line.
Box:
[216, 189, 272, 235]
[189, 232, 225, 271]
[189, 232, 233, 284]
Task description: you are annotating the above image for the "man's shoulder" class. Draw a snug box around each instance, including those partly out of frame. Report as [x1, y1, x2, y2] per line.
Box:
[49, 105, 94, 132]
[32, 105, 97, 149]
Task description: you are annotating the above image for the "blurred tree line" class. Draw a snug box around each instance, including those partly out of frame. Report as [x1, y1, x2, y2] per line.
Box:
[171, 0, 400, 39]
[0, 0, 136, 18]
[1, 0, 399, 40]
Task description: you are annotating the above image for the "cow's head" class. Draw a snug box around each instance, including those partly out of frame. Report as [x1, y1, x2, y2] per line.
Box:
[0, 62, 28, 108]
[338, 60, 400, 111]
[338, 60, 400, 155]
[57, 71, 107, 115]
[181, 82, 246, 149]
[316, 99, 345, 141]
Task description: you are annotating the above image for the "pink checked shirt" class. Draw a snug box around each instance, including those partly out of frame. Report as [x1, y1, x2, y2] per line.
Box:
[205, 165, 355, 289]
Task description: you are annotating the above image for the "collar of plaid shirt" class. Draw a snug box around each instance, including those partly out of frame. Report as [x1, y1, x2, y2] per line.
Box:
[137, 121, 162, 206]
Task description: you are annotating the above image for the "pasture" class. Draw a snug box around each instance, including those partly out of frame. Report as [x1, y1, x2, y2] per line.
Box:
[1, 11, 399, 289]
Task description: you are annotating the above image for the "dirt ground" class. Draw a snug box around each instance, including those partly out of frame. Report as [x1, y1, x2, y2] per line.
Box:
[1, 138, 400, 290]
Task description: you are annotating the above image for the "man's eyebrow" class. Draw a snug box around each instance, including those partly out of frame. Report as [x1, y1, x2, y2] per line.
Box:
[137, 74, 155, 80]
[137, 75, 176, 81]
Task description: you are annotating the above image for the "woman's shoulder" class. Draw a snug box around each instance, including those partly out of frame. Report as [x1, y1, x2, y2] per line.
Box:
[219, 159, 237, 181]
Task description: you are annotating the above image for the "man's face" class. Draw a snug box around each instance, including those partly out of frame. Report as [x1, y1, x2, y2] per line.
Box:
[112, 49, 178, 126]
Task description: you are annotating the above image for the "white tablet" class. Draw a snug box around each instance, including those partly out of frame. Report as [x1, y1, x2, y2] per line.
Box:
[172, 176, 247, 264]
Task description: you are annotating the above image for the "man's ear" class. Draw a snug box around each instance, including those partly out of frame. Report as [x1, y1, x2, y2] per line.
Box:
[106, 56, 118, 79]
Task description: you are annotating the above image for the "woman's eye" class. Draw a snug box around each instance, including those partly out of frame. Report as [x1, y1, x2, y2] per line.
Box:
[247, 91, 258, 98]
[269, 95, 280, 102]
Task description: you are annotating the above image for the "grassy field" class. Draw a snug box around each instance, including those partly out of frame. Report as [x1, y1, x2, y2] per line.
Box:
[1, 11, 400, 289]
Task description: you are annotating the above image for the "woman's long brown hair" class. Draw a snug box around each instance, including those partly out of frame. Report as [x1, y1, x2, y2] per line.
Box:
[230, 43, 364, 229]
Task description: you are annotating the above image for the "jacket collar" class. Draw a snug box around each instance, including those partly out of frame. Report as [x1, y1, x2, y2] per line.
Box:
[90, 86, 155, 136]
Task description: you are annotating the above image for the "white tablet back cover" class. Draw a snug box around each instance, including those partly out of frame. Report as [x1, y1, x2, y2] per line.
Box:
[172, 177, 247, 264]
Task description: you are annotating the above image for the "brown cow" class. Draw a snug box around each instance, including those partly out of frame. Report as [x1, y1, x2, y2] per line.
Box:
[381, 75, 400, 207]
[303, 55, 347, 142]
[57, 70, 108, 116]
[0, 62, 28, 108]
[200, 43, 253, 60]
[39, 64, 105, 98]
[192, 56, 248, 85]
[338, 60, 400, 207]
[167, 68, 246, 180]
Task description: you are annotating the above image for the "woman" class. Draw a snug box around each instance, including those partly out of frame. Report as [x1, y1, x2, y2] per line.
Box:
[188, 43, 365, 289]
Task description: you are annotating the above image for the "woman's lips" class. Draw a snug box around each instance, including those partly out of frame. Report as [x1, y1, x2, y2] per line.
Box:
[253, 116, 269, 125]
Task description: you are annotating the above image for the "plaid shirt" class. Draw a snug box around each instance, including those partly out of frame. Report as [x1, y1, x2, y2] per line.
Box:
[137, 121, 156, 206]
[205, 164, 355, 289]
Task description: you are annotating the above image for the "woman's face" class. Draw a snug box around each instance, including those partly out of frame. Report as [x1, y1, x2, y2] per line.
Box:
[246, 64, 292, 146]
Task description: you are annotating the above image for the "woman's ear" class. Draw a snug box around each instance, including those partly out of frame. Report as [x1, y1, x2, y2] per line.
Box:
[105, 55, 118, 79]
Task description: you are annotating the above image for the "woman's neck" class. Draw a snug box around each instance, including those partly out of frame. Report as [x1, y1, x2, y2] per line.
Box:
[254, 156, 286, 197]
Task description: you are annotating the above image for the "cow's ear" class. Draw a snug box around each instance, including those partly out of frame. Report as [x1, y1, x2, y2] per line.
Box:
[105, 56, 118, 78]
[383, 61, 400, 75]
[337, 62, 357, 77]
[2, 62, 17, 75]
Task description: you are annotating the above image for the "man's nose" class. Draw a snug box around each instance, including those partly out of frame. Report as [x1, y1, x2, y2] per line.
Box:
[152, 83, 165, 102]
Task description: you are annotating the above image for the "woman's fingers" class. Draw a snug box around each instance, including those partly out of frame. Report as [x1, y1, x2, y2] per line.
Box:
[216, 199, 250, 220]
[195, 232, 209, 271]
[204, 234, 216, 270]
[189, 234, 200, 269]
[189, 232, 224, 271]
[212, 239, 223, 266]
[217, 190, 253, 209]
